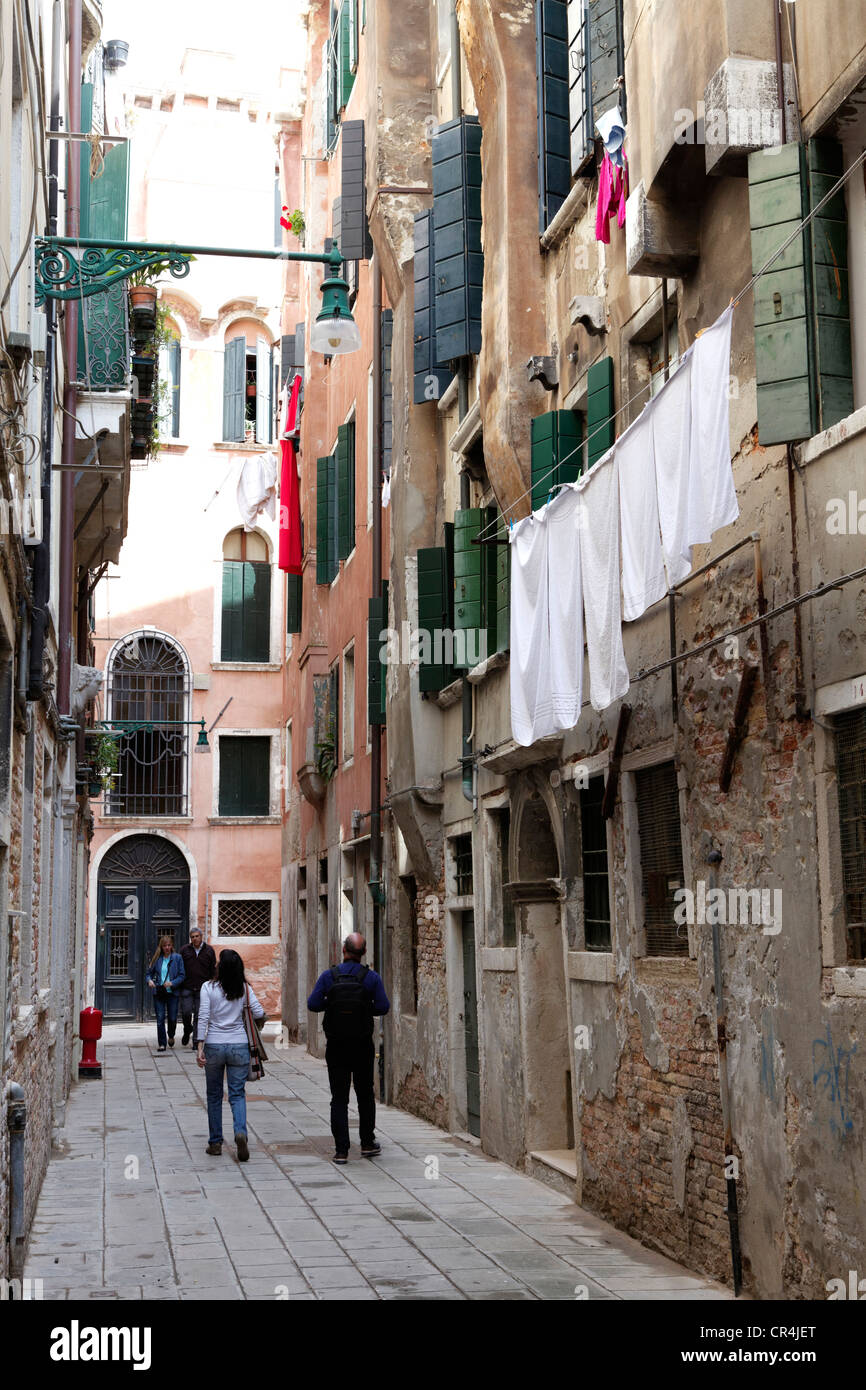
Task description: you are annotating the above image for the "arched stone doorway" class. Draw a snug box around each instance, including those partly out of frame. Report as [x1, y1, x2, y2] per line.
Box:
[95, 834, 190, 1021]
[511, 773, 573, 1156]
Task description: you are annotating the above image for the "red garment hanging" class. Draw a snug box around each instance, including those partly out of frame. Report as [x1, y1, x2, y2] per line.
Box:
[278, 373, 303, 575]
[595, 150, 629, 245]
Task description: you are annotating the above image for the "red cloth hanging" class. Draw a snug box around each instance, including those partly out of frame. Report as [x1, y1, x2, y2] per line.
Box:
[278, 373, 303, 575]
[595, 150, 629, 245]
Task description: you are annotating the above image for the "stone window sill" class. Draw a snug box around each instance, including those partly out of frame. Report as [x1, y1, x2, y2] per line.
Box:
[211, 662, 281, 672]
[567, 950, 616, 983]
[212, 441, 274, 452]
[207, 815, 281, 826]
[798, 404, 866, 467]
[481, 946, 517, 973]
[832, 966, 866, 998]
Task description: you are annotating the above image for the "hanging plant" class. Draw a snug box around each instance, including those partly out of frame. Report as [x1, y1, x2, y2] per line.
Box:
[280, 206, 305, 241]
[93, 734, 120, 791]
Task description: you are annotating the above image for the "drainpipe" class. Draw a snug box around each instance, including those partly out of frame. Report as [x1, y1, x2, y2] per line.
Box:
[29, 0, 63, 702]
[6, 1083, 27, 1279]
[773, 0, 787, 145]
[58, 0, 83, 714]
[708, 849, 743, 1296]
[370, 254, 384, 1095]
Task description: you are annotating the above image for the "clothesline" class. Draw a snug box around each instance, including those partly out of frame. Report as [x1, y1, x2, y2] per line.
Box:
[472, 142, 866, 549]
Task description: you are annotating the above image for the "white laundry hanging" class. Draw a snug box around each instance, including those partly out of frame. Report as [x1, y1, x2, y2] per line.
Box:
[687, 303, 738, 542]
[616, 412, 667, 622]
[237, 450, 278, 530]
[509, 511, 551, 748]
[546, 485, 585, 732]
[577, 456, 630, 712]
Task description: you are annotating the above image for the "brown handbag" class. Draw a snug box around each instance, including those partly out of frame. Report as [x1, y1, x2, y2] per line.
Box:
[242, 985, 268, 1081]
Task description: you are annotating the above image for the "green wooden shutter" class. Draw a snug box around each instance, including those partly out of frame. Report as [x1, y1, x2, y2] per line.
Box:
[169, 340, 181, 437]
[454, 509, 485, 671]
[809, 139, 853, 431]
[417, 535, 454, 692]
[414, 211, 452, 404]
[316, 455, 337, 584]
[221, 561, 271, 661]
[432, 116, 483, 361]
[340, 120, 372, 261]
[255, 336, 272, 443]
[496, 516, 511, 654]
[323, 34, 337, 154]
[338, 0, 354, 109]
[286, 573, 303, 634]
[568, 0, 593, 176]
[589, 0, 626, 126]
[223, 337, 246, 441]
[337, 421, 355, 560]
[78, 82, 130, 390]
[219, 736, 270, 816]
[530, 409, 583, 510]
[381, 310, 393, 476]
[536, 0, 571, 233]
[368, 583, 388, 726]
[586, 357, 614, 467]
[348, 0, 359, 71]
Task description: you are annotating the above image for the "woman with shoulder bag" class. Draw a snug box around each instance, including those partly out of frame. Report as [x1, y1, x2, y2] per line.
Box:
[145, 935, 186, 1053]
[196, 949, 266, 1161]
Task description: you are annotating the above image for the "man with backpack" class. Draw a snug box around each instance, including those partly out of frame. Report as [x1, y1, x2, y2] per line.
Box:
[307, 933, 390, 1164]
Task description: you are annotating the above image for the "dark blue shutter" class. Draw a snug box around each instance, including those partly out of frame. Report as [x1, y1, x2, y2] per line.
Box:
[367, 581, 388, 726]
[286, 573, 303, 634]
[414, 211, 452, 404]
[536, 0, 571, 232]
[340, 120, 372, 260]
[432, 116, 483, 362]
[169, 341, 181, 437]
[222, 337, 245, 441]
[316, 455, 337, 584]
[337, 421, 355, 560]
[586, 356, 614, 468]
[381, 309, 393, 477]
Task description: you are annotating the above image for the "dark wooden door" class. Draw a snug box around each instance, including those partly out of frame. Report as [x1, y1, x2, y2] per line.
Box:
[95, 836, 190, 1022]
[462, 910, 481, 1138]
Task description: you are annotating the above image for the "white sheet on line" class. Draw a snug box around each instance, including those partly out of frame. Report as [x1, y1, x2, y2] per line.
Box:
[577, 456, 630, 711]
[510, 511, 551, 747]
[617, 412, 667, 622]
[687, 303, 738, 542]
[651, 357, 694, 587]
[546, 484, 584, 731]
[237, 450, 278, 530]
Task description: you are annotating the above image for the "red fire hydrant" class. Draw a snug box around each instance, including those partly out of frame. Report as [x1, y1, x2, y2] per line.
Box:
[78, 1007, 103, 1080]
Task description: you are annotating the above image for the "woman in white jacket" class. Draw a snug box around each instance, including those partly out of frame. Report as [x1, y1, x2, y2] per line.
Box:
[197, 948, 265, 1161]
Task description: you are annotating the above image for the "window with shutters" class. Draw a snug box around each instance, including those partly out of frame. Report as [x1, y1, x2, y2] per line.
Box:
[316, 418, 356, 584]
[413, 210, 452, 404]
[218, 736, 272, 817]
[834, 708, 866, 964]
[454, 834, 475, 898]
[580, 775, 611, 950]
[221, 529, 272, 662]
[489, 809, 516, 948]
[342, 644, 355, 761]
[417, 526, 455, 693]
[322, 0, 358, 156]
[431, 116, 483, 362]
[530, 409, 583, 510]
[158, 329, 182, 439]
[536, 2, 627, 233]
[222, 326, 274, 444]
[367, 582, 388, 726]
[213, 894, 278, 941]
[78, 82, 130, 389]
[635, 761, 688, 958]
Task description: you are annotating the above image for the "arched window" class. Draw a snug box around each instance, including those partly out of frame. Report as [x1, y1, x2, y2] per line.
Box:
[222, 320, 274, 444]
[158, 318, 182, 439]
[221, 529, 271, 662]
[106, 632, 190, 816]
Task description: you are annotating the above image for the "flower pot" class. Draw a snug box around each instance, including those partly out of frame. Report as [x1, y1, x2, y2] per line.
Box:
[87, 780, 102, 799]
[132, 355, 156, 395]
[129, 285, 157, 311]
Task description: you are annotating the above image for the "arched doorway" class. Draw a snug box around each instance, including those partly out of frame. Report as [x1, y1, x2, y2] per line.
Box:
[95, 835, 190, 1021]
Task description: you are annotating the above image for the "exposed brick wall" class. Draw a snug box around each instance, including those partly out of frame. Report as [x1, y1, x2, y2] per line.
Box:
[395, 1062, 448, 1129]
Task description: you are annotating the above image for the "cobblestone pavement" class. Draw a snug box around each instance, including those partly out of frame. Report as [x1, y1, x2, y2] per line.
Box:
[24, 1026, 733, 1301]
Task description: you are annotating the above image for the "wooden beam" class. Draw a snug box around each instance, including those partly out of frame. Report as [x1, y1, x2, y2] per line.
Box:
[719, 663, 758, 793]
[602, 703, 632, 819]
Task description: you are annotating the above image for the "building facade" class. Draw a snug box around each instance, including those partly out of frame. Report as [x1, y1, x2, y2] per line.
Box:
[283, 0, 866, 1298]
[0, 0, 133, 1282]
[88, 35, 304, 1024]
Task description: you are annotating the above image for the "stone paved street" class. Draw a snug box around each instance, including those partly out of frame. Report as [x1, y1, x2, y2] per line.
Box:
[23, 1026, 732, 1302]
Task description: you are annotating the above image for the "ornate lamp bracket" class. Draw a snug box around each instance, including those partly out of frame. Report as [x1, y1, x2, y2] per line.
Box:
[35, 238, 193, 304]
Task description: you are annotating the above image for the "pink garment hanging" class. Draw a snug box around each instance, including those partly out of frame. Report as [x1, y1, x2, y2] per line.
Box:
[595, 150, 628, 244]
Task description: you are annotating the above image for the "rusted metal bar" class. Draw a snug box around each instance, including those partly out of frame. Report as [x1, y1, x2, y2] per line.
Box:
[752, 533, 775, 734]
[73, 479, 109, 539]
[601, 703, 632, 819]
[708, 848, 743, 1296]
[669, 533, 756, 593]
[787, 446, 807, 719]
[668, 591, 679, 725]
[719, 662, 758, 792]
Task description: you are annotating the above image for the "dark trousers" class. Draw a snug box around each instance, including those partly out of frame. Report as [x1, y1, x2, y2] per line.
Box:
[325, 1037, 376, 1152]
[179, 987, 200, 1042]
[153, 991, 178, 1048]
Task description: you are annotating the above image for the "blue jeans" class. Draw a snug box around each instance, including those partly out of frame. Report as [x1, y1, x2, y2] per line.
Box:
[153, 990, 179, 1048]
[204, 1042, 250, 1144]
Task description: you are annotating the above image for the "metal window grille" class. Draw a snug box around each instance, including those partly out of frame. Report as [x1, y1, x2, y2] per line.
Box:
[106, 633, 189, 816]
[835, 708, 866, 962]
[581, 774, 611, 950]
[109, 927, 130, 977]
[217, 899, 272, 938]
[454, 833, 474, 897]
[635, 761, 687, 957]
[498, 810, 516, 947]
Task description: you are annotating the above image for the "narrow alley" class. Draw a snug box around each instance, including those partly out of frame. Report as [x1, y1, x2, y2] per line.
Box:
[24, 1028, 730, 1303]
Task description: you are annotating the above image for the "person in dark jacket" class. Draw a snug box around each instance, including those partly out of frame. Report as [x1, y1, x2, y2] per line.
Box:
[307, 933, 390, 1164]
[145, 936, 185, 1052]
[179, 928, 216, 1047]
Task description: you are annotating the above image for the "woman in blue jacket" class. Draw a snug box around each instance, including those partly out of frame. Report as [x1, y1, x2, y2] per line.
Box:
[146, 935, 185, 1052]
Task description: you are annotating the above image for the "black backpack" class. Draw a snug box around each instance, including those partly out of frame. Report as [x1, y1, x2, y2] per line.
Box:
[323, 965, 373, 1040]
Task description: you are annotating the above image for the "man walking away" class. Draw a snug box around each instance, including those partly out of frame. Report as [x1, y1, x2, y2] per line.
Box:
[180, 928, 216, 1047]
[307, 933, 390, 1164]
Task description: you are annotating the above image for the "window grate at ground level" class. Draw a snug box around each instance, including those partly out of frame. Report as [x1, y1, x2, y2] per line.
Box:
[835, 707, 866, 962]
[217, 899, 272, 937]
[635, 761, 687, 957]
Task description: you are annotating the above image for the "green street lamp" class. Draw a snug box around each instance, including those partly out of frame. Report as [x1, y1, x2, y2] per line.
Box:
[93, 718, 211, 751]
[34, 237, 361, 356]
